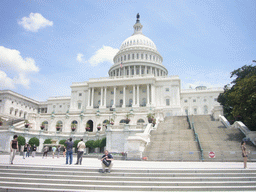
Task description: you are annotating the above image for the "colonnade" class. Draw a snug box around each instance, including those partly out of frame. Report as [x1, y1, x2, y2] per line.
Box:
[87, 84, 155, 109]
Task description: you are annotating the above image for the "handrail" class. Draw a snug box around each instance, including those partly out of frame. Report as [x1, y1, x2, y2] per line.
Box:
[187, 115, 204, 161]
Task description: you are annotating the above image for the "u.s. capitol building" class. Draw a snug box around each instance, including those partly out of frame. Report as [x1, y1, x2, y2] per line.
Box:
[0, 15, 223, 155]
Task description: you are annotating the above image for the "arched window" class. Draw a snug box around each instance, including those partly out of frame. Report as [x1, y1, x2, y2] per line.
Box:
[137, 119, 145, 124]
[56, 121, 63, 131]
[43, 121, 48, 131]
[86, 120, 93, 132]
[71, 120, 78, 129]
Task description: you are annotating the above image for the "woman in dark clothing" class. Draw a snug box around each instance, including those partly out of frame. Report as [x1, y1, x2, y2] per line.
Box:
[10, 135, 18, 164]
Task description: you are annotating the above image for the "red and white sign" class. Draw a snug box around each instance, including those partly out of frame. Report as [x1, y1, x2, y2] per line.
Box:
[208, 151, 215, 158]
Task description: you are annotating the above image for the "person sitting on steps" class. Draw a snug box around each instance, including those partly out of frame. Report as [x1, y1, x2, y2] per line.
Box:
[101, 150, 113, 173]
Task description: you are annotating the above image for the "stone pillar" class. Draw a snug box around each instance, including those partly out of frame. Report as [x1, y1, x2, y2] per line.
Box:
[100, 87, 103, 107]
[91, 88, 94, 108]
[137, 85, 140, 106]
[150, 67, 153, 75]
[133, 85, 136, 107]
[87, 88, 91, 107]
[129, 66, 131, 77]
[151, 84, 155, 106]
[104, 87, 107, 107]
[122, 86, 126, 108]
[147, 84, 150, 106]
[113, 87, 116, 108]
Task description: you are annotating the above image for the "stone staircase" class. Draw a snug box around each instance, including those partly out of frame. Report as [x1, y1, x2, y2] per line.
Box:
[0, 164, 256, 191]
[193, 115, 256, 161]
[143, 116, 200, 161]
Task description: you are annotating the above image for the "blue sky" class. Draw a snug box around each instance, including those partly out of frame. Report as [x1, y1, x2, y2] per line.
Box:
[0, 0, 255, 101]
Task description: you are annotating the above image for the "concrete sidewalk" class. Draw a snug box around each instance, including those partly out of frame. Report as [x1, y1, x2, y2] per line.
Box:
[1, 154, 256, 170]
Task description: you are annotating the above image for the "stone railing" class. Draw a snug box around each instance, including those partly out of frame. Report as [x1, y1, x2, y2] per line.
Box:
[220, 115, 256, 145]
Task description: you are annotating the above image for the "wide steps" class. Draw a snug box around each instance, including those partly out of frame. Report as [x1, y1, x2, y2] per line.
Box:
[0, 165, 256, 191]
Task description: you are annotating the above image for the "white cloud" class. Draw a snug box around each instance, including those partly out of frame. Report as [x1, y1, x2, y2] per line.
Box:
[0, 70, 15, 89]
[18, 13, 53, 32]
[0, 46, 39, 89]
[87, 46, 119, 66]
[0, 46, 39, 73]
[76, 53, 86, 63]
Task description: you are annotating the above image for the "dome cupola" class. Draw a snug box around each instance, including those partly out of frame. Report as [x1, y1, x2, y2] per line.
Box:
[108, 14, 168, 77]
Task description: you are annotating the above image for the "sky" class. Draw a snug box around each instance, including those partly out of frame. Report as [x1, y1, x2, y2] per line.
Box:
[0, 0, 255, 101]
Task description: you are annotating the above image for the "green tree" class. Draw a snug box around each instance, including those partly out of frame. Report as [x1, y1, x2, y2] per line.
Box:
[217, 64, 256, 130]
[85, 140, 95, 153]
[99, 137, 106, 148]
[43, 139, 52, 144]
[17, 136, 26, 146]
[59, 139, 67, 147]
[29, 137, 39, 146]
[93, 139, 101, 148]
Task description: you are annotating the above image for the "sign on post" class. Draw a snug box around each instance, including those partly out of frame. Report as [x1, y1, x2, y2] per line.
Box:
[208, 151, 215, 158]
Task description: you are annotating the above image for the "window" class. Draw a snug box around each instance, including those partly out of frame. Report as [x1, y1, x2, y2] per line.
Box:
[166, 99, 170, 106]
[98, 100, 100, 106]
[120, 91, 123, 94]
[129, 99, 133, 106]
[166, 88, 169, 92]
[193, 99, 196, 102]
[132, 54, 134, 59]
[184, 100, 188, 103]
[130, 90, 133, 94]
[137, 54, 139, 59]
[78, 103, 82, 109]
[142, 89, 146, 93]
[142, 98, 146, 106]
[120, 119, 126, 124]
[185, 109, 188, 115]
[111, 91, 114, 95]
[141, 54, 143, 59]
[120, 99, 123, 105]
[59, 105, 62, 108]
[128, 54, 130, 60]
[79, 93, 82, 96]
[124, 55, 126, 61]
[98, 92, 101, 95]
[194, 108, 197, 115]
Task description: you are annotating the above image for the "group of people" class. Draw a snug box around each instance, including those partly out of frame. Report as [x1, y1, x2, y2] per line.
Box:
[23, 143, 37, 159]
[42, 145, 61, 159]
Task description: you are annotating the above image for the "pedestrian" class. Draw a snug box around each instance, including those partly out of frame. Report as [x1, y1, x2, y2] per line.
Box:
[57, 145, 61, 158]
[10, 135, 19, 164]
[52, 146, 56, 158]
[75, 138, 85, 165]
[42, 146, 48, 158]
[242, 141, 249, 169]
[23, 143, 28, 159]
[63, 146, 66, 157]
[65, 138, 74, 165]
[32, 144, 37, 157]
[101, 150, 113, 173]
[26, 144, 30, 157]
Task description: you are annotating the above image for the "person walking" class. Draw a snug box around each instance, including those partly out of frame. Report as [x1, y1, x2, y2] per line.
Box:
[23, 143, 28, 159]
[65, 138, 74, 165]
[52, 146, 56, 158]
[26, 144, 30, 158]
[57, 145, 61, 158]
[32, 144, 37, 157]
[42, 146, 49, 158]
[242, 141, 249, 169]
[75, 138, 85, 165]
[10, 135, 19, 164]
[101, 150, 113, 173]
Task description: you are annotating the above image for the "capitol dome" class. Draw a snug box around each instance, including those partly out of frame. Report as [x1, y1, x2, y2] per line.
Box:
[109, 14, 168, 77]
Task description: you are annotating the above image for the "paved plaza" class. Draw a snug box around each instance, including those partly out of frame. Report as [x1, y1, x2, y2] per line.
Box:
[1, 154, 256, 170]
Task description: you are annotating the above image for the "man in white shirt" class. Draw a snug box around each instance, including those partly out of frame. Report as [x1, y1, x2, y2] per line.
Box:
[75, 138, 85, 165]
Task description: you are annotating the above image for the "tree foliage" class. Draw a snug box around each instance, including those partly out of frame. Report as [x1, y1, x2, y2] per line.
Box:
[29, 137, 39, 147]
[43, 139, 52, 144]
[217, 64, 256, 131]
[59, 139, 67, 147]
[17, 136, 26, 146]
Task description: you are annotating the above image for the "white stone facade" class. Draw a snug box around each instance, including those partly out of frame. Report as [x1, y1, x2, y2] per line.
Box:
[0, 15, 223, 153]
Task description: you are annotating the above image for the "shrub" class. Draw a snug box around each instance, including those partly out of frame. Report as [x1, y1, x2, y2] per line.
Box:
[28, 137, 39, 147]
[85, 140, 95, 149]
[93, 139, 101, 148]
[17, 136, 26, 146]
[59, 139, 67, 147]
[43, 139, 52, 144]
[99, 137, 106, 148]
[73, 140, 80, 150]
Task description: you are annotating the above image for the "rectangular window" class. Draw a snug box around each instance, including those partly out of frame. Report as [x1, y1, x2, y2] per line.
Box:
[193, 99, 196, 102]
[120, 91, 123, 94]
[59, 105, 62, 108]
[166, 88, 169, 92]
[98, 92, 101, 95]
[111, 91, 114, 95]
[142, 89, 146, 93]
[184, 100, 187, 103]
[78, 103, 82, 109]
[130, 90, 133, 94]
[166, 99, 170, 106]
[79, 93, 82, 96]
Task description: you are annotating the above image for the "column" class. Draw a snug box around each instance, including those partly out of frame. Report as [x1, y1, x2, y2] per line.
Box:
[133, 85, 136, 107]
[104, 87, 107, 107]
[100, 87, 103, 107]
[147, 84, 150, 106]
[122, 86, 126, 108]
[113, 87, 116, 108]
[151, 85, 155, 106]
[150, 67, 153, 75]
[129, 66, 131, 77]
[137, 85, 140, 106]
[87, 88, 91, 107]
[91, 88, 94, 108]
